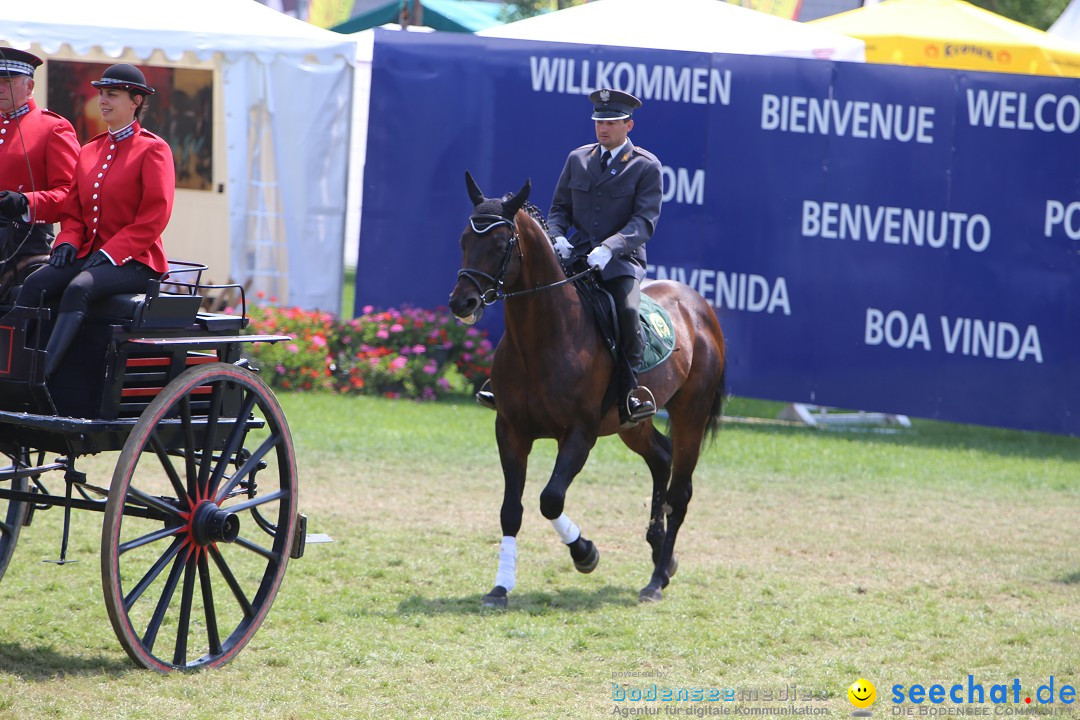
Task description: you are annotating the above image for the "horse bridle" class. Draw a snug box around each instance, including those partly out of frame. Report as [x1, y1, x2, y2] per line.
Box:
[458, 212, 594, 306]
[457, 213, 523, 306]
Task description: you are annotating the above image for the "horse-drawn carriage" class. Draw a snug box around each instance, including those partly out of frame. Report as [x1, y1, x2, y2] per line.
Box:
[0, 260, 302, 671]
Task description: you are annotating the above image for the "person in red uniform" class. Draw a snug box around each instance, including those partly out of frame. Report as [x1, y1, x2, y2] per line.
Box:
[17, 63, 174, 378]
[0, 48, 79, 293]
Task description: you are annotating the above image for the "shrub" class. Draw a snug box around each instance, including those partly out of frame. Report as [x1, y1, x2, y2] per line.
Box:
[244, 301, 493, 400]
[333, 306, 493, 399]
[245, 303, 338, 392]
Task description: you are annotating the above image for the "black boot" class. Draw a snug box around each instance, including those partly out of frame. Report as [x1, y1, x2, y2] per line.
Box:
[475, 378, 496, 410]
[622, 390, 656, 428]
[618, 321, 655, 428]
[44, 311, 84, 379]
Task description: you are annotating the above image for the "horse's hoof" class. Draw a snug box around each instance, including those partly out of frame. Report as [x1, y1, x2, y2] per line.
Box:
[482, 586, 508, 609]
[639, 585, 663, 603]
[572, 539, 600, 574]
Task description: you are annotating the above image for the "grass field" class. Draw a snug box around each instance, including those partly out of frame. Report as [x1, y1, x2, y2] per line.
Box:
[0, 394, 1076, 719]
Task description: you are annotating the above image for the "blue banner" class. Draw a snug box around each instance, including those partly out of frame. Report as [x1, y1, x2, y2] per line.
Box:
[357, 29, 1080, 436]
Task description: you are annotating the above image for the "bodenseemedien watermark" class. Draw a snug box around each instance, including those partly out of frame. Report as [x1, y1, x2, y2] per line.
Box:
[610, 677, 832, 718]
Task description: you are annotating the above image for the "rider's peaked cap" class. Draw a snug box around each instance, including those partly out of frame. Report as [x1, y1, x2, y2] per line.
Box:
[91, 63, 156, 95]
[0, 48, 43, 78]
[589, 88, 641, 120]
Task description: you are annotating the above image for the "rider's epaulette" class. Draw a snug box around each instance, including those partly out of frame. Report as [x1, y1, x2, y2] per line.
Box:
[632, 146, 660, 163]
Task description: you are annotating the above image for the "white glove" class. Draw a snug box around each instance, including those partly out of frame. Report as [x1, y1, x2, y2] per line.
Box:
[586, 245, 613, 270]
[553, 236, 573, 259]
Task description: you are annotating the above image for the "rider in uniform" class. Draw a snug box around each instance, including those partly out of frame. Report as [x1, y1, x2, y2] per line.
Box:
[477, 88, 663, 427]
[0, 48, 79, 297]
[17, 63, 173, 378]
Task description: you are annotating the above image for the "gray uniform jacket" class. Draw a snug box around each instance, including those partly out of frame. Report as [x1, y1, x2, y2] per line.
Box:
[547, 139, 663, 282]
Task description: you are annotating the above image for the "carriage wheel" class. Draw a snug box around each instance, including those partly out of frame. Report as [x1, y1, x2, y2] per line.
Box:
[102, 363, 298, 671]
[0, 450, 29, 583]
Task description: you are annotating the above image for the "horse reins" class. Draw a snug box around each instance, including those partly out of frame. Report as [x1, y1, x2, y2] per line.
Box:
[458, 213, 594, 306]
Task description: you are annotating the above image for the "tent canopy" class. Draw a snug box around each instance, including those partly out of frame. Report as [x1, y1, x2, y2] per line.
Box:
[811, 0, 1080, 77]
[1050, 0, 1080, 43]
[4, 0, 356, 63]
[479, 0, 866, 61]
[332, 0, 504, 33]
[2, 0, 357, 314]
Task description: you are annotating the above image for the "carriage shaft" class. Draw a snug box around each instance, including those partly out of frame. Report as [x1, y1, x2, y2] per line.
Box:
[0, 486, 172, 521]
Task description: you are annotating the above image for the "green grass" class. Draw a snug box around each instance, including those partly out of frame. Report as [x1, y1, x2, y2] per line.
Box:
[341, 266, 355, 319]
[0, 394, 1076, 718]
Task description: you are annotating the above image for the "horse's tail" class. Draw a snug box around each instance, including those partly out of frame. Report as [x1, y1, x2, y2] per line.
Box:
[704, 364, 726, 446]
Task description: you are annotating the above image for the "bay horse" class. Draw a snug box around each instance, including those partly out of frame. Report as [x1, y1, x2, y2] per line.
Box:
[448, 172, 726, 604]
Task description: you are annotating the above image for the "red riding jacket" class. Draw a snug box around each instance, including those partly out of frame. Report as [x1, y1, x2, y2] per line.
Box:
[54, 121, 173, 274]
[0, 98, 79, 224]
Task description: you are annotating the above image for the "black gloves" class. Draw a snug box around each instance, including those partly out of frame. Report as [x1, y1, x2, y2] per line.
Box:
[0, 191, 28, 220]
[49, 244, 77, 268]
[82, 251, 112, 269]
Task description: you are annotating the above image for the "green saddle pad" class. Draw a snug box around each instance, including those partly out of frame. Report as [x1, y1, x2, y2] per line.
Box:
[637, 294, 675, 373]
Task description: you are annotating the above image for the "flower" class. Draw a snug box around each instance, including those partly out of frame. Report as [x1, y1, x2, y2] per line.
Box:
[245, 302, 493, 400]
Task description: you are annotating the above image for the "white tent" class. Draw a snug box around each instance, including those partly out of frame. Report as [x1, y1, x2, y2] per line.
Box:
[2, 0, 358, 314]
[1050, 0, 1080, 42]
[479, 0, 866, 61]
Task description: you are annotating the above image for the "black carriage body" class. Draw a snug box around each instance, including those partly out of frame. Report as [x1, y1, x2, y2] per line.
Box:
[0, 287, 283, 456]
[0, 272, 301, 671]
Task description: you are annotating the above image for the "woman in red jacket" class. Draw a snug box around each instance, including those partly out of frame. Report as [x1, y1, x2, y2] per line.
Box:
[18, 63, 174, 378]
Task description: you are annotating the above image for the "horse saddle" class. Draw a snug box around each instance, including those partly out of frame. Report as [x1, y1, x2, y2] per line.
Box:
[572, 272, 675, 373]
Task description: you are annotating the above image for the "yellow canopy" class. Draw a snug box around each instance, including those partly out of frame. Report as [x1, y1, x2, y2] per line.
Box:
[810, 0, 1080, 77]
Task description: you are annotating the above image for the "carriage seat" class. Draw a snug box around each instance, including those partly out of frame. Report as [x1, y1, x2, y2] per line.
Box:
[89, 291, 203, 329]
[88, 293, 247, 332]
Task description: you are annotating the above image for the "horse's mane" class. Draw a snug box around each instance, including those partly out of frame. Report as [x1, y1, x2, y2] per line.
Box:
[518, 201, 552, 245]
[522, 202, 550, 235]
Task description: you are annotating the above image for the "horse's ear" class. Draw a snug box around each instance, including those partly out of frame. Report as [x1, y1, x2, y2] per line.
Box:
[465, 171, 485, 207]
[503, 178, 531, 217]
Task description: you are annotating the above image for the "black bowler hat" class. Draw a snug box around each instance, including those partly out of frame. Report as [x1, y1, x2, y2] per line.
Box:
[0, 48, 43, 78]
[590, 88, 641, 120]
[91, 63, 156, 95]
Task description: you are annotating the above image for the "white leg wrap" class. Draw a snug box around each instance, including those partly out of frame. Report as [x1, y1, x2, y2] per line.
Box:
[494, 536, 517, 592]
[550, 514, 581, 544]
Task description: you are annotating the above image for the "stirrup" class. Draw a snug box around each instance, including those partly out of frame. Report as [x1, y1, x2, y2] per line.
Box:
[620, 386, 656, 429]
[475, 378, 496, 411]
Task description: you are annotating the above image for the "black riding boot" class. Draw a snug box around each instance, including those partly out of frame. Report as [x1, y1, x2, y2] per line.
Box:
[619, 319, 655, 428]
[44, 311, 84, 379]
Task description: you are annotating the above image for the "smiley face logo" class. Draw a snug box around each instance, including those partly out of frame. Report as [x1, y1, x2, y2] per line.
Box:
[848, 679, 877, 715]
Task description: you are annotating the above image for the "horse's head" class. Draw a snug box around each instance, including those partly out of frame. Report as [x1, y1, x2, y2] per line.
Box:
[448, 171, 531, 325]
